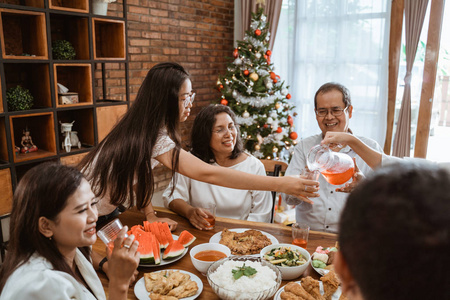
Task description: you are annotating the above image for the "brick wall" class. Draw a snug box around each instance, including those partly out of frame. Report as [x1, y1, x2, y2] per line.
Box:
[108, 0, 235, 192]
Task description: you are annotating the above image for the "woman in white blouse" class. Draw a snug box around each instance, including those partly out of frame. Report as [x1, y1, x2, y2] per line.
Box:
[163, 105, 273, 229]
[0, 163, 138, 300]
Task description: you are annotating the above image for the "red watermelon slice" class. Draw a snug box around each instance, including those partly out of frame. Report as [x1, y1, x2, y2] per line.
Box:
[162, 240, 185, 260]
[177, 230, 196, 247]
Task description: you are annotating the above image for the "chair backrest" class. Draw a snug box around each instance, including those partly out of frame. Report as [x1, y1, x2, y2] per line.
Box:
[260, 159, 288, 223]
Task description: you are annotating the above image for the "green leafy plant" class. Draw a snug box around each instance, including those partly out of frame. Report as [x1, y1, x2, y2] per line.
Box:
[232, 264, 257, 280]
[52, 40, 76, 60]
[6, 86, 34, 111]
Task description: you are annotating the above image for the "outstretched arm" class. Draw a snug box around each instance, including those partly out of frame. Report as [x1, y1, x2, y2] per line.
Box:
[156, 149, 319, 202]
[321, 132, 382, 169]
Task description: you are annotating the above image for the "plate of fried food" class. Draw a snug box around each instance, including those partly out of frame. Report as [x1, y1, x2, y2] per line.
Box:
[134, 269, 203, 300]
[209, 228, 278, 256]
[274, 270, 345, 300]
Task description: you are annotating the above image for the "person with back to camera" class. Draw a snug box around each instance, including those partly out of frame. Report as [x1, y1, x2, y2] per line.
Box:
[163, 104, 273, 229]
[282, 82, 383, 233]
[334, 162, 450, 300]
[0, 162, 139, 300]
[78, 62, 319, 276]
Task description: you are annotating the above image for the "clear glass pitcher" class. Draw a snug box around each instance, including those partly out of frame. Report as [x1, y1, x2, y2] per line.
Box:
[306, 145, 355, 185]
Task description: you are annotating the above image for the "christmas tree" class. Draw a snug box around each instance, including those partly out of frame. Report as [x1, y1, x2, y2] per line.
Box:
[216, 8, 297, 162]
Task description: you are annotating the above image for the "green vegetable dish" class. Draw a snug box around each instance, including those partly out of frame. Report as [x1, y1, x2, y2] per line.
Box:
[263, 246, 307, 267]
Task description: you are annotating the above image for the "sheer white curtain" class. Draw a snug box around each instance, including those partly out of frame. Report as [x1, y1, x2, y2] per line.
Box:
[272, 0, 391, 146]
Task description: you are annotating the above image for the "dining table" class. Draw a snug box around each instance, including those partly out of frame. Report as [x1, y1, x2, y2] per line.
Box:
[93, 207, 338, 300]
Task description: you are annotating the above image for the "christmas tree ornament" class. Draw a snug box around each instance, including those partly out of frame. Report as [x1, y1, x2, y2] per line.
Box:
[216, 79, 221, 85]
[275, 102, 281, 109]
[219, 84, 224, 90]
[266, 50, 272, 56]
[255, 52, 261, 59]
[267, 117, 273, 123]
[265, 36, 270, 42]
[255, 29, 261, 36]
[276, 127, 283, 133]
[234, 58, 242, 65]
[243, 111, 250, 118]
[232, 90, 237, 97]
[243, 70, 250, 76]
[281, 88, 288, 96]
[270, 72, 276, 80]
[273, 147, 279, 153]
[286, 93, 292, 99]
[274, 133, 283, 141]
[220, 99, 228, 106]
[246, 87, 253, 93]
[263, 124, 268, 128]
[265, 82, 273, 89]
[249, 81, 254, 86]
[287, 115, 294, 126]
[289, 132, 298, 140]
[255, 144, 261, 151]
[233, 48, 239, 58]
[270, 111, 277, 118]
[273, 79, 277, 83]
[249, 72, 259, 81]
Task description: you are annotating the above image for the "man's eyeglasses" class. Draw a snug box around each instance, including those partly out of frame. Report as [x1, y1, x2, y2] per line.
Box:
[315, 106, 349, 117]
[181, 92, 195, 108]
[212, 124, 238, 136]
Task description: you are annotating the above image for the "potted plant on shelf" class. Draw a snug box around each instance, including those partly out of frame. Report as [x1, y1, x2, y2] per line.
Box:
[92, 0, 116, 16]
[6, 86, 34, 111]
[52, 40, 76, 60]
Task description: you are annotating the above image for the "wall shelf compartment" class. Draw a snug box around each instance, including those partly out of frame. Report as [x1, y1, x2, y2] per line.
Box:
[4, 63, 52, 110]
[0, 168, 13, 216]
[50, 14, 90, 60]
[92, 18, 125, 60]
[0, 9, 48, 60]
[10, 112, 57, 163]
[49, 0, 89, 13]
[53, 63, 93, 107]
[57, 108, 95, 153]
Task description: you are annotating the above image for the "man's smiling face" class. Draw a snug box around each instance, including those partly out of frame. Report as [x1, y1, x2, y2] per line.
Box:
[315, 89, 353, 136]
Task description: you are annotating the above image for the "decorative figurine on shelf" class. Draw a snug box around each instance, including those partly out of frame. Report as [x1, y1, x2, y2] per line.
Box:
[20, 127, 38, 154]
[60, 121, 81, 152]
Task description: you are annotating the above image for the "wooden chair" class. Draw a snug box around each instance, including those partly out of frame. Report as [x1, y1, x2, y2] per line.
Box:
[260, 159, 288, 223]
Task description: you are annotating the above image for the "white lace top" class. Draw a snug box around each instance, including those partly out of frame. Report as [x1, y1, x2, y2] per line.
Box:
[91, 129, 176, 216]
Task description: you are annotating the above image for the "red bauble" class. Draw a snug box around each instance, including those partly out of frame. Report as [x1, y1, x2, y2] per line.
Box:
[255, 29, 261, 36]
[233, 48, 239, 58]
[270, 72, 276, 80]
[287, 115, 294, 126]
[263, 124, 268, 128]
[219, 84, 224, 90]
[290, 132, 298, 140]
[276, 127, 283, 133]
[243, 70, 249, 76]
[220, 99, 228, 106]
[264, 54, 268, 59]
[273, 79, 278, 83]
[286, 93, 292, 99]
[266, 50, 272, 56]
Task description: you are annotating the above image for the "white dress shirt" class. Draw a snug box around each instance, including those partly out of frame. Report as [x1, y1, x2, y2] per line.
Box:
[284, 133, 382, 233]
[163, 154, 272, 223]
[0, 249, 106, 300]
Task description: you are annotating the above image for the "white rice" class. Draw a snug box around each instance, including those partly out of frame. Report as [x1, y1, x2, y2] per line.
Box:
[209, 260, 277, 293]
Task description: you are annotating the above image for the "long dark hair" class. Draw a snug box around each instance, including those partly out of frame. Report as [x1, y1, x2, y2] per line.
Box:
[0, 163, 89, 292]
[190, 104, 243, 163]
[79, 62, 189, 210]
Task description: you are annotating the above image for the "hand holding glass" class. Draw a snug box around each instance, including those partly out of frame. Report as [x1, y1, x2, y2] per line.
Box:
[201, 203, 216, 230]
[97, 218, 128, 249]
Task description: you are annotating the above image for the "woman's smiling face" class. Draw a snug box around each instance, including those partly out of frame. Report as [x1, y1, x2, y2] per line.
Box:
[210, 112, 238, 157]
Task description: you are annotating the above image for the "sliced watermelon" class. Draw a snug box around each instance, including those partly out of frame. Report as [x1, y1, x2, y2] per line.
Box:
[157, 223, 170, 249]
[177, 230, 196, 247]
[160, 222, 174, 244]
[162, 240, 185, 260]
[152, 232, 161, 264]
[143, 221, 152, 232]
[137, 231, 154, 264]
[149, 222, 164, 248]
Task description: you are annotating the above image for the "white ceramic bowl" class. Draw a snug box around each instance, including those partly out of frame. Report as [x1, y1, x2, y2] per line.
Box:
[190, 243, 231, 274]
[207, 255, 282, 300]
[260, 243, 311, 280]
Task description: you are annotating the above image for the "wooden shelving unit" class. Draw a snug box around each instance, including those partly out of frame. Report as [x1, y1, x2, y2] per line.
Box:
[0, 0, 130, 258]
[0, 9, 48, 60]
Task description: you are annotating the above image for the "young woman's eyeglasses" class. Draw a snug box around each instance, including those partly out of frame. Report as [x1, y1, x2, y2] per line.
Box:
[181, 92, 195, 108]
[315, 106, 349, 117]
[212, 124, 238, 136]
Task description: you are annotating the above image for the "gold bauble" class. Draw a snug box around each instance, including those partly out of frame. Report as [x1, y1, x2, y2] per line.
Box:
[255, 144, 261, 150]
[249, 72, 259, 82]
[275, 102, 281, 109]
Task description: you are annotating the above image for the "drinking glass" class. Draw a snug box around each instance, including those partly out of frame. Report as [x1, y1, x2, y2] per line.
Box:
[97, 218, 128, 247]
[202, 203, 216, 230]
[292, 223, 310, 249]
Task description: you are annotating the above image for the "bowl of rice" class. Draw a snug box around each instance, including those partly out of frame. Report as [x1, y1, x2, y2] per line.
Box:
[206, 255, 282, 300]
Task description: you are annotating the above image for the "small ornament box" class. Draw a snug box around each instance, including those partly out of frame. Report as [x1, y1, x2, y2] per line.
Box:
[58, 92, 79, 105]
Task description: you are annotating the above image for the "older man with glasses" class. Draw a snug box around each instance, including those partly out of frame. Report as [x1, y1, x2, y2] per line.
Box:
[283, 82, 382, 233]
